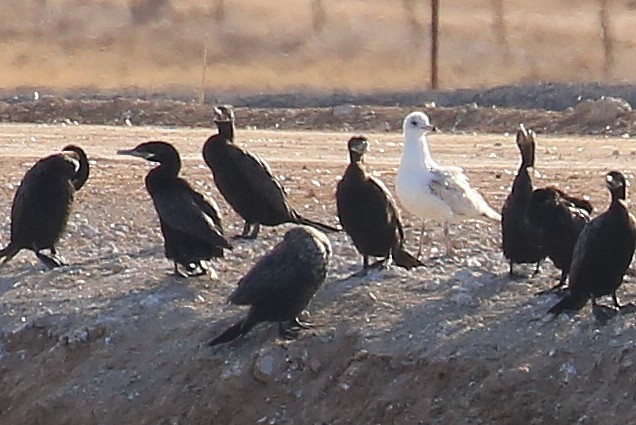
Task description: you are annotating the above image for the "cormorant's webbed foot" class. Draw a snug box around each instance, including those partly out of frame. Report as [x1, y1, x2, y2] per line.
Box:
[185, 262, 207, 277]
[592, 304, 618, 325]
[368, 258, 390, 271]
[234, 222, 260, 240]
[36, 251, 67, 269]
[535, 280, 567, 297]
[173, 262, 189, 278]
[278, 322, 301, 340]
[292, 317, 315, 329]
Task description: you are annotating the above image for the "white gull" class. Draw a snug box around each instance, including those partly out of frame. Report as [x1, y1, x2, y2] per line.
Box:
[395, 111, 501, 257]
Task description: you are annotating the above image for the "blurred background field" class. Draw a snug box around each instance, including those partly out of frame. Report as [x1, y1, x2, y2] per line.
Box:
[1, 0, 636, 93]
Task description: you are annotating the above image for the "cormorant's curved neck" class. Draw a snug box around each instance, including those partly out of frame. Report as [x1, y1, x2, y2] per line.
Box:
[215, 121, 235, 141]
[349, 151, 364, 164]
[611, 186, 627, 204]
[72, 153, 89, 191]
[152, 155, 181, 178]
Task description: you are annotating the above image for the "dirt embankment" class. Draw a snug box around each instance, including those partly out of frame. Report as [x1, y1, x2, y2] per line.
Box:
[0, 109, 635, 424]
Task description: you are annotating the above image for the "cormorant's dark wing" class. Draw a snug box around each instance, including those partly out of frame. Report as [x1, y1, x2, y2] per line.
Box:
[229, 242, 299, 305]
[368, 175, 405, 240]
[554, 188, 593, 214]
[153, 181, 231, 249]
[187, 188, 224, 232]
[556, 197, 591, 234]
[225, 146, 293, 216]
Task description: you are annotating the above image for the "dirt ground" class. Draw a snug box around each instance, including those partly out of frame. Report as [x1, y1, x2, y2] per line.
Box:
[1, 113, 636, 424]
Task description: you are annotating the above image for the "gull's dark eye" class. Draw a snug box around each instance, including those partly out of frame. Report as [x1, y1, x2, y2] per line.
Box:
[410, 119, 418, 126]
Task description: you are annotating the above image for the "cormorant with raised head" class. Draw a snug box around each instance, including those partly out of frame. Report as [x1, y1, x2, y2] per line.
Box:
[336, 136, 421, 272]
[548, 171, 636, 323]
[209, 226, 331, 346]
[118, 141, 232, 278]
[202, 105, 339, 239]
[527, 186, 592, 293]
[0, 147, 87, 268]
[501, 124, 546, 275]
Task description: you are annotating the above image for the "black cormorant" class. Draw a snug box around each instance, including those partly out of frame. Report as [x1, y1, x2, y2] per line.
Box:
[208, 226, 331, 346]
[548, 171, 636, 323]
[202, 105, 340, 239]
[527, 186, 592, 293]
[336, 136, 421, 272]
[0, 149, 85, 268]
[117, 141, 232, 278]
[501, 124, 546, 275]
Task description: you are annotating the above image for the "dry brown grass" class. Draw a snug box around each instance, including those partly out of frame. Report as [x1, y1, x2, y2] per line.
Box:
[2, 0, 636, 92]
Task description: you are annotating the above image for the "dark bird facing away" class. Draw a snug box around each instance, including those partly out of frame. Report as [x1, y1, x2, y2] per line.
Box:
[202, 105, 339, 239]
[527, 186, 593, 294]
[548, 171, 636, 323]
[117, 141, 232, 278]
[501, 124, 546, 275]
[209, 226, 331, 346]
[62, 144, 90, 191]
[0, 147, 86, 268]
[336, 136, 421, 273]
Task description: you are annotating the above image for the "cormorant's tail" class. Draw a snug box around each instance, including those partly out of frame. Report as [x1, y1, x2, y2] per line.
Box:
[0, 243, 21, 268]
[208, 311, 259, 346]
[392, 245, 423, 270]
[547, 291, 588, 317]
[293, 213, 341, 233]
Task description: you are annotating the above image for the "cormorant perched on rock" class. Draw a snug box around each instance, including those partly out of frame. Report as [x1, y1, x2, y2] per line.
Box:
[501, 124, 546, 275]
[202, 105, 339, 239]
[548, 171, 636, 323]
[209, 226, 331, 346]
[62, 144, 90, 190]
[527, 187, 592, 293]
[118, 141, 232, 278]
[396, 111, 501, 257]
[336, 136, 421, 272]
[0, 148, 86, 268]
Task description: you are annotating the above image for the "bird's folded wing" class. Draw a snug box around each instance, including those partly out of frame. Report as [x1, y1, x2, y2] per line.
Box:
[187, 187, 224, 230]
[428, 169, 484, 216]
[227, 147, 293, 216]
[153, 188, 230, 247]
[230, 243, 301, 304]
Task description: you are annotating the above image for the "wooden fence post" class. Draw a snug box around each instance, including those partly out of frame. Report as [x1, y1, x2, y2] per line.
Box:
[431, 0, 439, 89]
[491, 0, 510, 64]
[599, 0, 614, 79]
[311, 0, 326, 33]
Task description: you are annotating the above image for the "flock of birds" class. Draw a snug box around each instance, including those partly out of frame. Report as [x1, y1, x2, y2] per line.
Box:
[0, 107, 635, 345]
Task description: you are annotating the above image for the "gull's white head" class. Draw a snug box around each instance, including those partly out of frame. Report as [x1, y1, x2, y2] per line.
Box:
[403, 111, 437, 137]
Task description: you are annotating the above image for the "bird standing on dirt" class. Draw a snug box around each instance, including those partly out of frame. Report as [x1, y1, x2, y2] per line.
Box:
[501, 124, 546, 276]
[118, 141, 232, 278]
[336, 135, 421, 273]
[527, 187, 592, 293]
[208, 226, 331, 346]
[0, 146, 89, 268]
[547, 171, 636, 323]
[395, 111, 501, 258]
[202, 105, 339, 239]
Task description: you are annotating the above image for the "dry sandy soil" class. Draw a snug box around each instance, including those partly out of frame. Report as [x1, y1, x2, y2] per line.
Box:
[1, 112, 636, 424]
